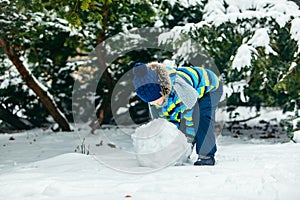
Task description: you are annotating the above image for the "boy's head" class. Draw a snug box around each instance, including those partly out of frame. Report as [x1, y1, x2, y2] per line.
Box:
[133, 62, 171, 103]
[133, 62, 162, 102]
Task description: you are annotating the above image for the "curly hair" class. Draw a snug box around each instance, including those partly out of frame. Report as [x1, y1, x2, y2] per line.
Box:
[146, 61, 172, 97]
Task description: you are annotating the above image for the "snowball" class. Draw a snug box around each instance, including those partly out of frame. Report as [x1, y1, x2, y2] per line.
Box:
[293, 130, 300, 143]
[132, 118, 191, 168]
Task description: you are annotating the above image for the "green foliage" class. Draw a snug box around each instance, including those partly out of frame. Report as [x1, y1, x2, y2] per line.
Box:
[280, 116, 296, 142]
[184, 16, 300, 113]
[1, 0, 158, 127]
[1, 0, 299, 130]
[80, 0, 92, 11]
[0, 0, 79, 126]
[59, 0, 158, 123]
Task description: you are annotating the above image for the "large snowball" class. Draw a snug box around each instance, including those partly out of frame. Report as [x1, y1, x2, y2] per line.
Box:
[132, 118, 191, 168]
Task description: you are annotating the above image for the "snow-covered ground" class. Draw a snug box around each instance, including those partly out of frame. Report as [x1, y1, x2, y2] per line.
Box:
[1, 122, 300, 200]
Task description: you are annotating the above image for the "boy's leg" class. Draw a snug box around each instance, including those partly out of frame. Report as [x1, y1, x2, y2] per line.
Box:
[193, 85, 223, 163]
[194, 94, 217, 157]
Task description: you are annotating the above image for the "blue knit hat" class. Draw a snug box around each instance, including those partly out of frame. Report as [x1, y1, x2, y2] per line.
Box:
[132, 62, 162, 102]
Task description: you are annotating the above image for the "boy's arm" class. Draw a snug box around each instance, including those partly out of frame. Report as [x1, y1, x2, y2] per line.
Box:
[173, 75, 198, 109]
[182, 109, 196, 138]
[149, 104, 182, 130]
[177, 108, 196, 145]
[148, 94, 195, 139]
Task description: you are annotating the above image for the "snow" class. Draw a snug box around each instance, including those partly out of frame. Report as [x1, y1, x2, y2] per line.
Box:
[154, 20, 164, 28]
[0, 59, 23, 88]
[1, 121, 300, 199]
[116, 107, 128, 115]
[221, 80, 250, 103]
[279, 62, 298, 82]
[0, 19, 9, 24]
[158, 28, 180, 45]
[162, 59, 177, 68]
[20, 64, 71, 130]
[0, 0, 9, 4]
[290, 18, 300, 54]
[203, 0, 225, 15]
[1, 1, 299, 197]
[225, 0, 255, 11]
[247, 28, 277, 55]
[293, 117, 300, 129]
[216, 106, 300, 138]
[0, 79, 9, 89]
[202, 0, 300, 27]
[176, 39, 196, 60]
[168, 0, 201, 8]
[232, 44, 256, 72]
[293, 130, 300, 143]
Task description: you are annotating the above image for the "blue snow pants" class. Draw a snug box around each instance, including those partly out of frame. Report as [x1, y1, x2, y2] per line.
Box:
[192, 83, 223, 157]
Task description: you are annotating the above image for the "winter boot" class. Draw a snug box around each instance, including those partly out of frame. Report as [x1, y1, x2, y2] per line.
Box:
[194, 155, 215, 166]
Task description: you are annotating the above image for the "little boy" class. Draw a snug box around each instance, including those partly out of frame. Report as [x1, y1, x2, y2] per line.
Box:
[133, 62, 223, 166]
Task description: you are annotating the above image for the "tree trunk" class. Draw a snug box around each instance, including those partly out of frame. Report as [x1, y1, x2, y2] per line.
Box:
[0, 104, 33, 130]
[89, 59, 114, 132]
[0, 37, 72, 131]
[90, 5, 115, 131]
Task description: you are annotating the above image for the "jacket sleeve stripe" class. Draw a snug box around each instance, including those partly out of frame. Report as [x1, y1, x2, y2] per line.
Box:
[168, 101, 181, 115]
[200, 67, 210, 86]
[199, 86, 205, 98]
[177, 70, 194, 87]
[189, 67, 201, 88]
[185, 67, 200, 88]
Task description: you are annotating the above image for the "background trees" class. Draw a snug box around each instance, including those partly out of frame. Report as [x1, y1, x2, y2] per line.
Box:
[157, 0, 300, 135]
[0, 0, 76, 131]
[0, 0, 299, 135]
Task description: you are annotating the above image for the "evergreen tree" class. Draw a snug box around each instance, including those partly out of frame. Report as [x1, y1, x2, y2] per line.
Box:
[0, 0, 75, 130]
[158, 0, 300, 117]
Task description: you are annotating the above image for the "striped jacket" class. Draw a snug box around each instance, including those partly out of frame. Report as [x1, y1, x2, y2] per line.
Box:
[150, 66, 220, 137]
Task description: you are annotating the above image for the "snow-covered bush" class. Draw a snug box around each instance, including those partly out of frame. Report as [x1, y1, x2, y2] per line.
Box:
[142, 0, 300, 143]
[0, 0, 80, 128]
[158, 0, 300, 118]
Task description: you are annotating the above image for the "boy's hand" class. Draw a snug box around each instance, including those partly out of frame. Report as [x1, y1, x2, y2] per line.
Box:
[186, 134, 195, 144]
